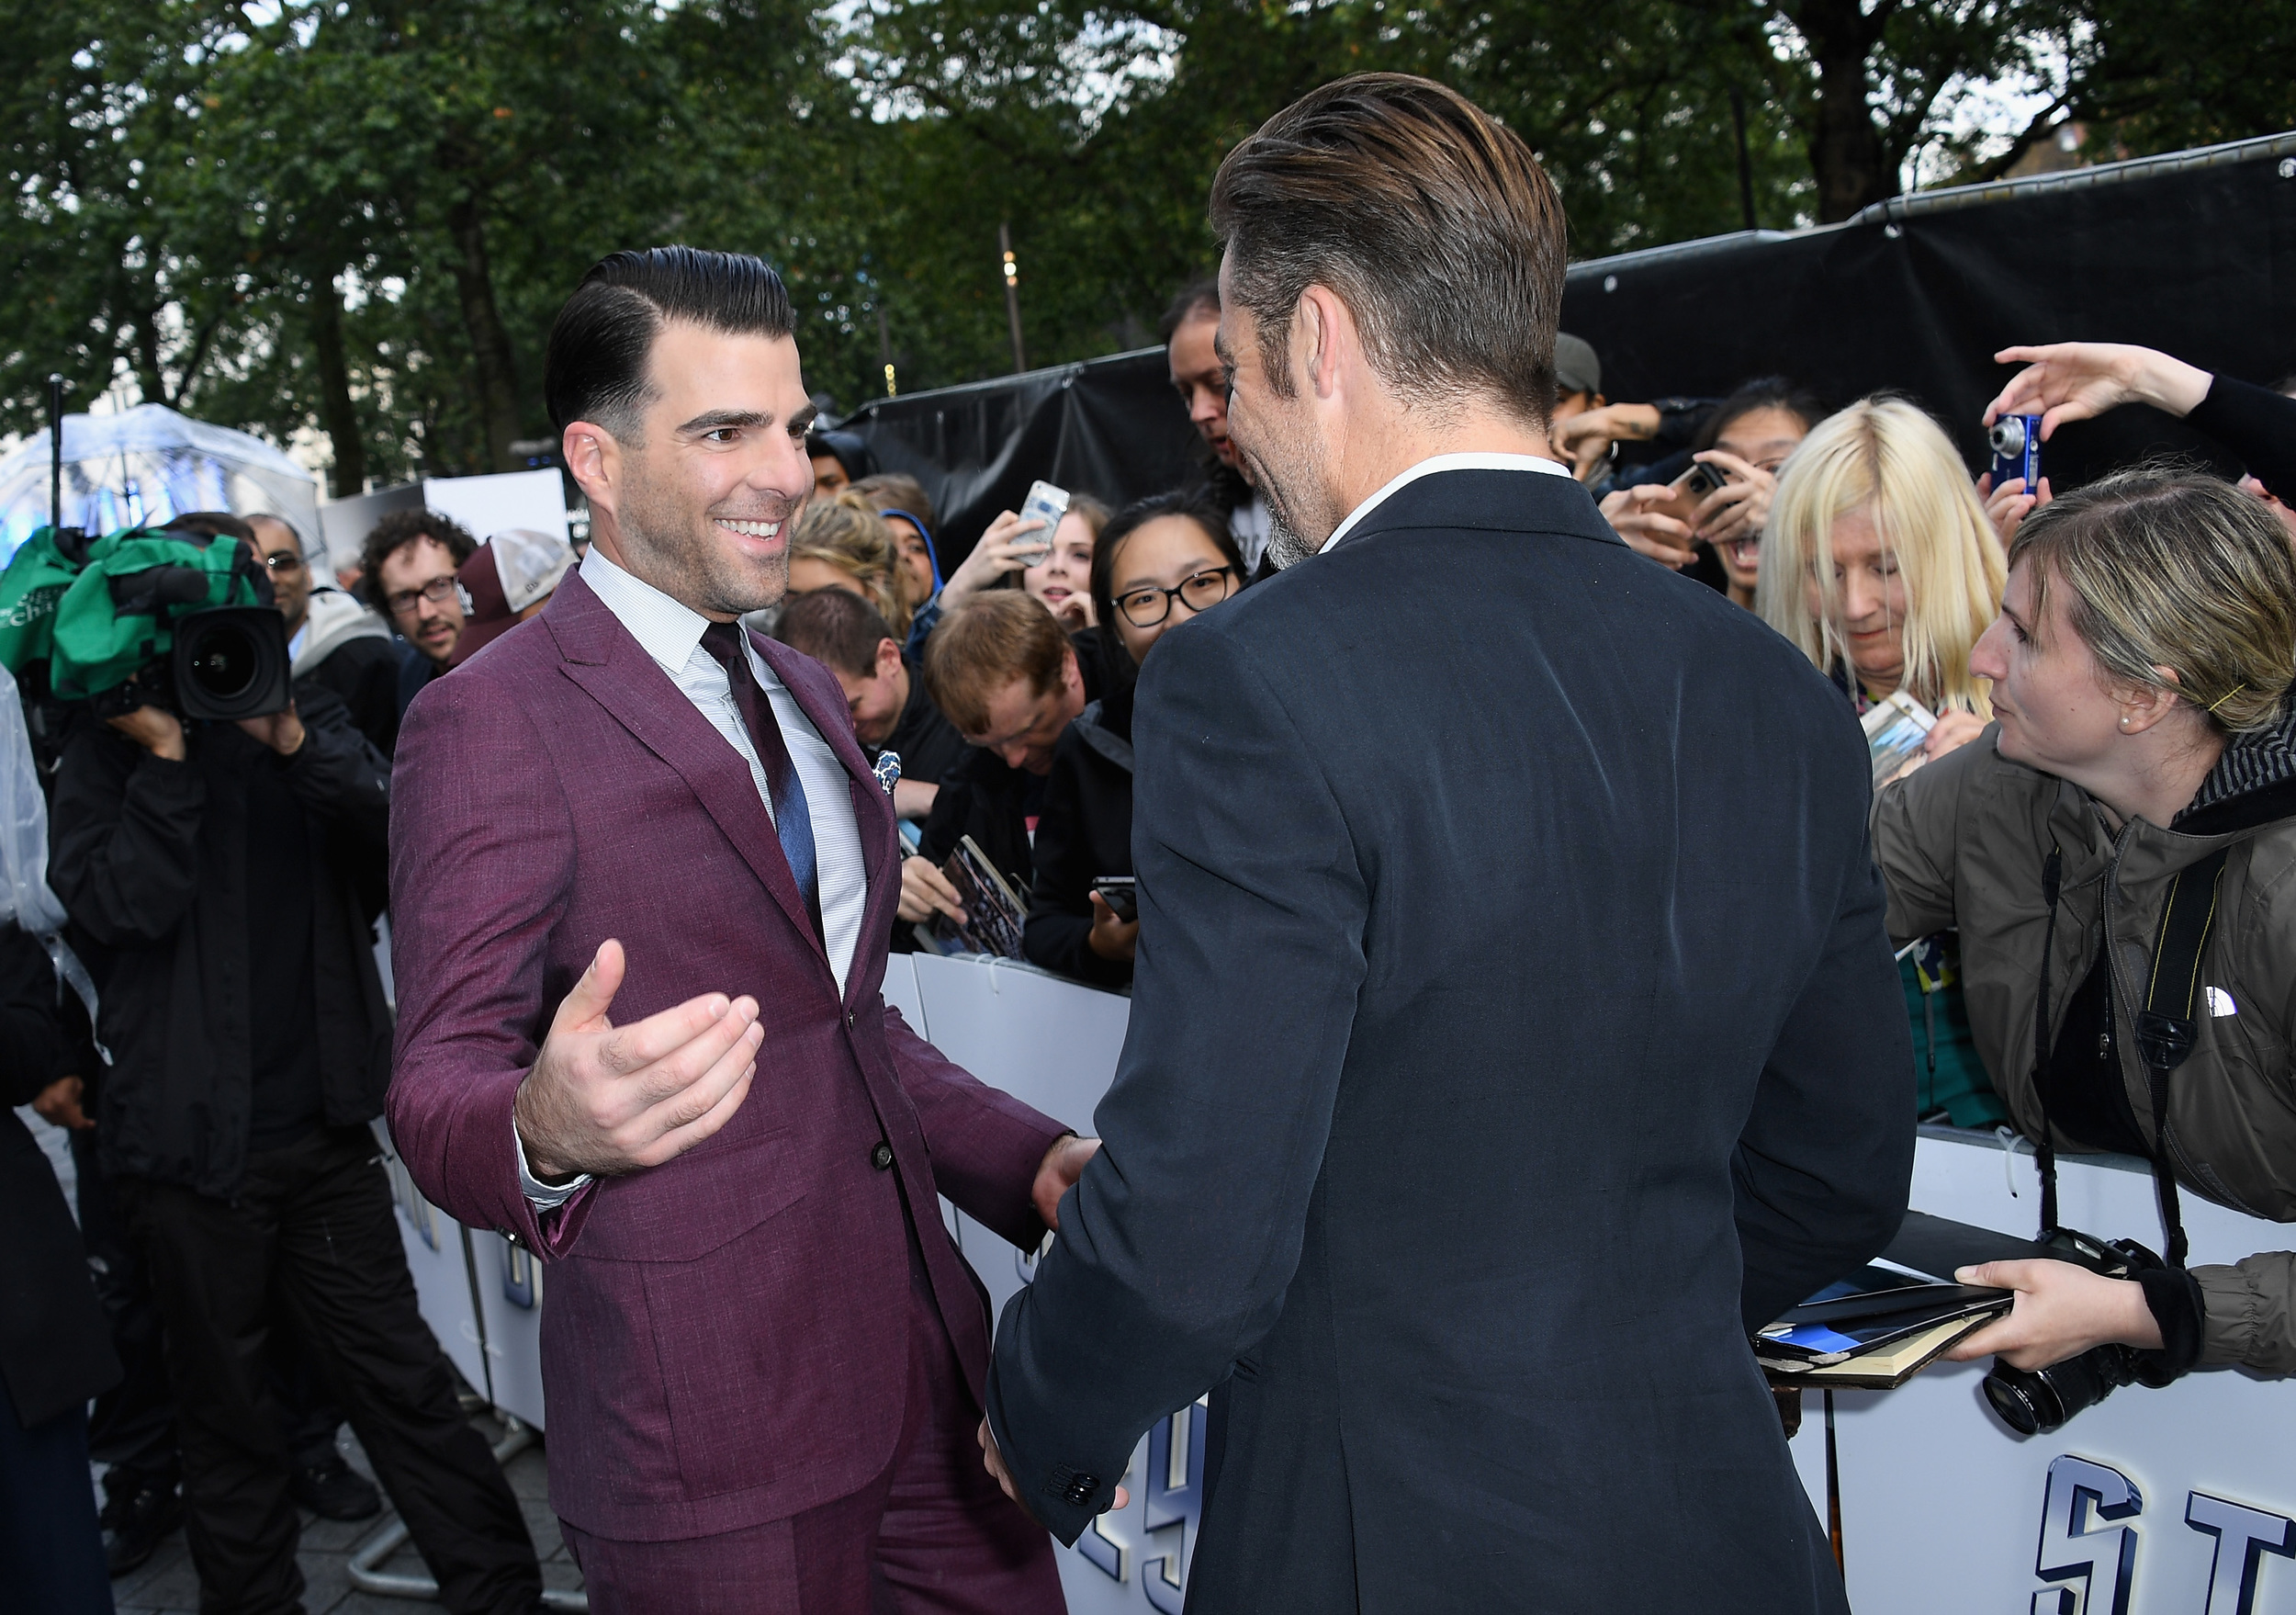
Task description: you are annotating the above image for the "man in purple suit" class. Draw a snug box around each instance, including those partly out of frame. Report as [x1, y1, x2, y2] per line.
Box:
[388, 246, 1088, 1614]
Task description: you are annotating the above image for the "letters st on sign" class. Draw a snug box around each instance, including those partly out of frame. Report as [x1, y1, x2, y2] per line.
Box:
[2032, 1454, 2294, 1615]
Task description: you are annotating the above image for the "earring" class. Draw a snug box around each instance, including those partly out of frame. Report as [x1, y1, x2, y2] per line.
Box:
[2119, 716, 2131, 729]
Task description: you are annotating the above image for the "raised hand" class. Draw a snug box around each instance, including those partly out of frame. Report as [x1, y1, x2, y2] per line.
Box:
[1977, 470, 2054, 547]
[512, 939, 763, 1181]
[1984, 343, 2212, 438]
[938, 509, 1052, 613]
[1687, 450, 1774, 546]
[1600, 484, 1697, 570]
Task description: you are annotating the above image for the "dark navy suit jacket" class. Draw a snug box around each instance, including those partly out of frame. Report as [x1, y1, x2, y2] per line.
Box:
[986, 469, 1913, 1611]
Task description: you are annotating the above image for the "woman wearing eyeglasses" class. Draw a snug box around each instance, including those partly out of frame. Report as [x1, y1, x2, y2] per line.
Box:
[1022, 492, 1245, 987]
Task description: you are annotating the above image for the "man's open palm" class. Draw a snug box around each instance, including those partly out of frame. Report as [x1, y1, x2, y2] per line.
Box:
[513, 939, 763, 1181]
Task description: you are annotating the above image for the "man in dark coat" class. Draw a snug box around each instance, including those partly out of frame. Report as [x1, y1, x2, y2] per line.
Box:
[979, 74, 1914, 1611]
[49, 683, 541, 1614]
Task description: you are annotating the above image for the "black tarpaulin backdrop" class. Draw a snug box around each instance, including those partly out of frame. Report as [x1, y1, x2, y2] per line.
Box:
[843, 131, 2296, 570]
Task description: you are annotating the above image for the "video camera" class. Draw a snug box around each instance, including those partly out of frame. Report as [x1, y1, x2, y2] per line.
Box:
[0, 518, 292, 722]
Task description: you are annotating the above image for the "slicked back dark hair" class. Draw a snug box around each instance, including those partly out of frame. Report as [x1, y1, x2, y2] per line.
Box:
[546, 247, 795, 438]
[1209, 74, 1565, 424]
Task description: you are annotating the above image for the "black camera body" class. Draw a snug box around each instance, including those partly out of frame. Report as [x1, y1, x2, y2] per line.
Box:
[1981, 1234, 2170, 1436]
[90, 561, 292, 724]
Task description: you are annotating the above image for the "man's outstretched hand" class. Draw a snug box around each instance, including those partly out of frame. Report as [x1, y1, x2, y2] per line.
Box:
[512, 939, 763, 1182]
[979, 1420, 1129, 1513]
[1033, 1134, 1101, 1229]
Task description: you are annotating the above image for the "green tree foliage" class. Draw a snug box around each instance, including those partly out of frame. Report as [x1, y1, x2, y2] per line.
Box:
[0, 0, 2287, 481]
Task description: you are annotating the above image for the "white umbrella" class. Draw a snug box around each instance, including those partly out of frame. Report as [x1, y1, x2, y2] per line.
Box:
[0, 403, 323, 572]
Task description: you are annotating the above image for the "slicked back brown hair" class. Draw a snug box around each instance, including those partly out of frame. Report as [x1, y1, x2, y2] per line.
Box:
[1209, 73, 1566, 424]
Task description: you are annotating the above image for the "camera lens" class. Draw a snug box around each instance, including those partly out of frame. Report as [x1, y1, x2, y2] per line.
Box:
[1983, 1363, 2059, 1435]
[1989, 417, 2028, 457]
[184, 620, 259, 700]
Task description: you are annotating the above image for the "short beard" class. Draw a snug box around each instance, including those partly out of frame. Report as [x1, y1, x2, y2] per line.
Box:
[1264, 508, 1319, 570]
[617, 454, 793, 616]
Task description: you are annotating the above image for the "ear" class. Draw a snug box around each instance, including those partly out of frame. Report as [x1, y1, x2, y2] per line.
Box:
[1295, 285, 1353, 402]
[875, 638, 903, 681]
[2115, 665, 2189, 737]
[562, 422, 623, 514]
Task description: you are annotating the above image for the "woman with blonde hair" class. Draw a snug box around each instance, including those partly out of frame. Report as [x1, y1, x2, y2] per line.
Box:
[788, 492, 910, 639]
[1759, 395, 2006, 737]
[1761, 395, 2010, 1126]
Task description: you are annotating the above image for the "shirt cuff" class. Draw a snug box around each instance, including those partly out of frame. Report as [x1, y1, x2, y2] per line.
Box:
[514, 1115, 592, 1209]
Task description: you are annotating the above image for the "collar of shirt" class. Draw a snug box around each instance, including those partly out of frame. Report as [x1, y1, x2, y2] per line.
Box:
[1317, 452, 1576, 555]
[579, 544, 726, 675]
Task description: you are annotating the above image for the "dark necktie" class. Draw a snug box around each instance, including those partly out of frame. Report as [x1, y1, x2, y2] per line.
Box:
[698, 621, 823, 940]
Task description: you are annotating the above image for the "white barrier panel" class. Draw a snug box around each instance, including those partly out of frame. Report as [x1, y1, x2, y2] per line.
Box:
[1825, 1130, 2296, 1615]
[470, 1227, 550, 1431]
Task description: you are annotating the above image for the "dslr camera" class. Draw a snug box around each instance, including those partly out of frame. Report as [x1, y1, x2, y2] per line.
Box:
[0, 518, 291, 721]
[1980, 1229, 2173, 1435]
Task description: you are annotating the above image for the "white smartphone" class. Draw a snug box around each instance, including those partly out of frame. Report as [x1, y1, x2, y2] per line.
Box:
[1017, 480, 1069, 567]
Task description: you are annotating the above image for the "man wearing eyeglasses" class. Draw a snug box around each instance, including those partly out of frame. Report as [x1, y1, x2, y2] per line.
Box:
[358, 509, 478, 722]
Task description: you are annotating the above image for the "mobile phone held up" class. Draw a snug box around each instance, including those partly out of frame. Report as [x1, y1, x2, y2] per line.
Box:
[1092, 875, 1138, 922]
[1989, 413, 2043, 491]
[1018, 480, 1070, 567]
[1651, 459, 1728, 526]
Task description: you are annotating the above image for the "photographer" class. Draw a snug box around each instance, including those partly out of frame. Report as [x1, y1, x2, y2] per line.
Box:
[48, 668, 541, 1609]
[1873, 468, 2296, 1383]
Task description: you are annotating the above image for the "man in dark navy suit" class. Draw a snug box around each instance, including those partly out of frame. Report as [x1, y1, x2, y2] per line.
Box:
[979, 74, 1914, 1611]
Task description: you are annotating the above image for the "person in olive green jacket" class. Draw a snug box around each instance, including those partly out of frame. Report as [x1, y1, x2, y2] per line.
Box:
[1872, 467, 2296, 1381]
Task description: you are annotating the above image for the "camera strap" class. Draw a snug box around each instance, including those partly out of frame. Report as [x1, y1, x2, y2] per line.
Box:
[2031, 839, 2231, 1270]
[2132, 844, 2232, 1269]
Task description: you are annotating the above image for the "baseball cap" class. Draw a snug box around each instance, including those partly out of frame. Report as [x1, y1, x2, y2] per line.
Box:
[448, 528, 575, 668]
[1555, 333, 1602, 400]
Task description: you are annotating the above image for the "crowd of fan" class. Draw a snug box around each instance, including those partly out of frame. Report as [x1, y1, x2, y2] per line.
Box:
[9, 266, 2296, 1609]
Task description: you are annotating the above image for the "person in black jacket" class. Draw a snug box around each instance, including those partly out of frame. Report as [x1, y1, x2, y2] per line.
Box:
[1023, 492, 1243, 988]
[901, 593, 1094, 931]
[0, 920, 120, 1615]
[979, 75, 1909, 1612]
[49, 685, 541, 1615]
[771, 585, 966, 824]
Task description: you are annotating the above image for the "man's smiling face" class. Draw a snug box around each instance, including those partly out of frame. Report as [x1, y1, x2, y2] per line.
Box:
[604, 319, 816, 619]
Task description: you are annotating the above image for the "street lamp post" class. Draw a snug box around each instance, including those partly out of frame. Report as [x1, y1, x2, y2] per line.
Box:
[999, 222, 1026, 374]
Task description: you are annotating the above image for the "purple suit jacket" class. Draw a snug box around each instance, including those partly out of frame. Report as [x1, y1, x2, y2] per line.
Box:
[386, 569, 1067, 1542]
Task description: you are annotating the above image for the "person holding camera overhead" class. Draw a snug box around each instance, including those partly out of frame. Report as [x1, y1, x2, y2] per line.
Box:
[1872, 468, 2296, 1394]
[47, 516, 542, 1614]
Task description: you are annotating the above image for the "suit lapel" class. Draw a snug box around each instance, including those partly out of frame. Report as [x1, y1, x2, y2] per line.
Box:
[546, 575, 827, 960]
[753, 634, 902, 999]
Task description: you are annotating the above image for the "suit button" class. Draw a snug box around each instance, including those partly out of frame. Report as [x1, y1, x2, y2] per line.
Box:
[871, 1141, 895, 1171]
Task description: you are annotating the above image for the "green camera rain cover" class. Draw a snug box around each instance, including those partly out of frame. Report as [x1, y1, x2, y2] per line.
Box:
[0, 527, 92, 673]
[51, 532, 262, 700]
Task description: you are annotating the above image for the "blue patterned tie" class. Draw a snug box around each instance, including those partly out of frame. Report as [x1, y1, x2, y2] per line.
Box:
[699, 622, 822, 939]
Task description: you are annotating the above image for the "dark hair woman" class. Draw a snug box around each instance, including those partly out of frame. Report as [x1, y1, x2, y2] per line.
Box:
[1021, 492, 1244, 987]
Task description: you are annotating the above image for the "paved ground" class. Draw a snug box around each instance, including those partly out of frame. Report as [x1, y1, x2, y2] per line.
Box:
[105, 1414, 586, 1614]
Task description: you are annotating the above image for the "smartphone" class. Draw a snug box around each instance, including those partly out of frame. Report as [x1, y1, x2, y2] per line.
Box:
[1092, 875, 1138, 922]
[1649, 459, 1729, 526]
[1017, 480, 1070, 567]
[1989, 413, 2042, 491]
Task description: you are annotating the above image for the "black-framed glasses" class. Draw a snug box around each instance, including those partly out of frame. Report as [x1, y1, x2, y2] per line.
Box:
[385, 576, 458, 616]
[263, 549, 304, 574]
[1116, 567, 1234, 629]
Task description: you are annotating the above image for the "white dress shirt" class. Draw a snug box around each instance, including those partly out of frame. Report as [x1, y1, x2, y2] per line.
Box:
[518, 547, 872, 1208]
[1318, 452, 1576, 555]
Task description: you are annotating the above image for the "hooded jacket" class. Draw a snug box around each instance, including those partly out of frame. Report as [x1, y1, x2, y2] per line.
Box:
[1873, 713, 2296, 1372]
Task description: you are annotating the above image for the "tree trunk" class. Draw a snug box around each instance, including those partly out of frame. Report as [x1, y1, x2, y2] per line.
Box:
[1787, 0, 1897, 222]
[445, 194, 523, 472]
[309, 273, 367, 498]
